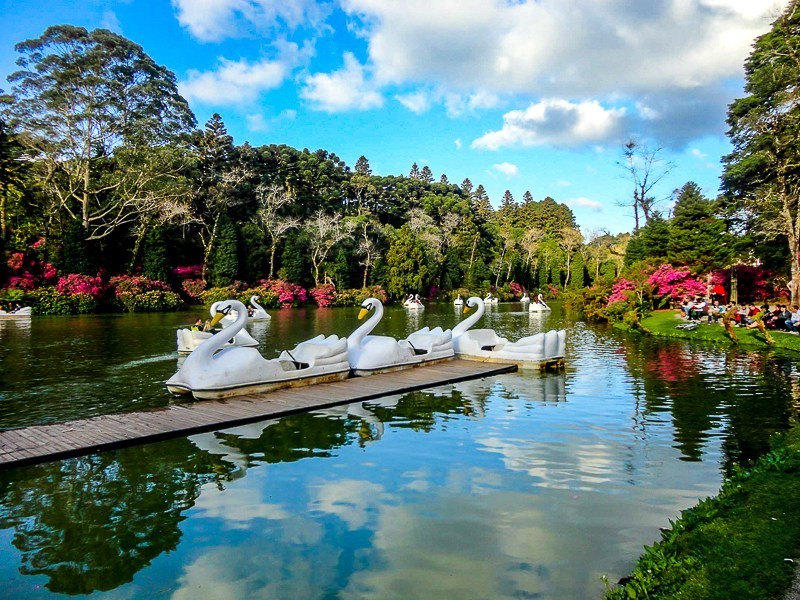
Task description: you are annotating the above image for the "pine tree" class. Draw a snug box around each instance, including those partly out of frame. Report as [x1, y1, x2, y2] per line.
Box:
[420, 165, 434, 183]
[142, 226, 171, 282]
[409, 163, 421, 180]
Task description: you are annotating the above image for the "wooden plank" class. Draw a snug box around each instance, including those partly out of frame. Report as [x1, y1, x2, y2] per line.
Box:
[0, 359, 517, 469]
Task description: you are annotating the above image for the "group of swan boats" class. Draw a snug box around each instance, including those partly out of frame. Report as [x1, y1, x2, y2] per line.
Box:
[166, 295, 566, 401]
[454, 292, 552, 313]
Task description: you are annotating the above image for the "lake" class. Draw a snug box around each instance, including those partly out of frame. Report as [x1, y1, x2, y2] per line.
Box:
[0, 301, 796, 598]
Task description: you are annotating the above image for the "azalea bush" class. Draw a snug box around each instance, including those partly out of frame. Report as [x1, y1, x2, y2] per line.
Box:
[171, 265, 203, 280]
[255, 279, 308, 307]
[181, 279, 206, 299]
[4, 249, 58, 291]
[56, 273, 107, 299]
[310, 283, 336, 307]
[711, 265, 780, 303]
[647, 264, 706, 305]
[509, 282, 525, 298]
[108, 275, 182, 312]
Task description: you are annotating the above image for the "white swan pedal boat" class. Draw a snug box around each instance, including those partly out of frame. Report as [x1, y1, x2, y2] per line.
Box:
[216, 295, 271, 325]
[348, 297, 453, 376]
[484, 294, 499, 305]
[176, 302, 259, 354]
[403, 295, 425, 310]
[454, 296, 565, 369]
[529, 296, 551, 312]
[453, 295, 464, 306]
[0, 306, 32, 318]
[166, 299, 350, 399]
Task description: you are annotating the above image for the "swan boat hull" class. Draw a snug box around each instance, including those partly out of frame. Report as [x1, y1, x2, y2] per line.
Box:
[454, 329, 566, 369]
[0, 307, 32, 318]
[529, 303, 551, 312]
[166, 367, 351, 400]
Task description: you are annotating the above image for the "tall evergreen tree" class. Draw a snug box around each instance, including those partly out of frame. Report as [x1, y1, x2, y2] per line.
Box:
[209, 215, 239, 287]
[667, 182, 734, 271]
[722, 1, 800, 300]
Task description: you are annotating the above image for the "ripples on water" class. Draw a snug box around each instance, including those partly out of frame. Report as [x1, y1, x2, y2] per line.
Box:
[0, 304, 796, 598]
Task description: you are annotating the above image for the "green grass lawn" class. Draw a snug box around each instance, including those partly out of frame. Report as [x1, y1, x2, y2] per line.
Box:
[616, 309, 800, 353]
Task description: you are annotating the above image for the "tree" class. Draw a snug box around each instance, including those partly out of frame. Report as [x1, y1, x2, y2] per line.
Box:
[722, 1, 800, 302]
[618, 138, 674, 230]
[559, 227, 584, 287]
[3, 25, 196, 240]
[209, 214, 238, 286]
[304, 210, 355, 286]
[385, 225, 429, 296]
[409, 162, 421, 180]
[667, 182, 734, 271]
[624, 214, 670, 266]
[420, 165, 434, 183]
[0, 120, 30, 242]
[254, 184, 300, 279]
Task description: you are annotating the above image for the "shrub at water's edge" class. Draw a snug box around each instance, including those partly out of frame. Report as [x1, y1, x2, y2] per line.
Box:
[603, 428, 800, 599]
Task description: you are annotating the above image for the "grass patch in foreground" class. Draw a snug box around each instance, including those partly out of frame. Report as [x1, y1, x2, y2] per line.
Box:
[616, 309, 800, 352]
[603, 428, 800, 599]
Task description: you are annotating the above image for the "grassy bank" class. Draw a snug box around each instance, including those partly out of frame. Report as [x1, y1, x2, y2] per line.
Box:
[615, 309, 800, 353]
[603, 428, 800, 599]
[606, 309, 800, 598]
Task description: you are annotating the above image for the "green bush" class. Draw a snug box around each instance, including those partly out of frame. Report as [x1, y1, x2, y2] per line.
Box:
[30, 287, 98, 315]
[117, 290, 183, 312]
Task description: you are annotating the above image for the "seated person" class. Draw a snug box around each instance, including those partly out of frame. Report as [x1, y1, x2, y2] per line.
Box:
[785, 306, 800, 332]
[708, 300, 725, 323]
[743, 303, 762, 327]
[688, 297, 708, 321]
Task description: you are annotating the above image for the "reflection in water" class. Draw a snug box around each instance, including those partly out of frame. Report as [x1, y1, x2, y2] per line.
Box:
[0, 305, 797, 598]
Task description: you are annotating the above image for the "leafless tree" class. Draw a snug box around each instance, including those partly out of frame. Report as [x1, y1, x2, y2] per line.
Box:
[253, 184, 300, 279]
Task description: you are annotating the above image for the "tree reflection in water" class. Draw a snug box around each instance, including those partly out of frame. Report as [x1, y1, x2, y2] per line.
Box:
[620, 336, 796, 469]
[0, 382, 506, 594]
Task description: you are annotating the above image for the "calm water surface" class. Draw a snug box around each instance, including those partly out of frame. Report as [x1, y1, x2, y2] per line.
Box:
[0, 302, 797, 598]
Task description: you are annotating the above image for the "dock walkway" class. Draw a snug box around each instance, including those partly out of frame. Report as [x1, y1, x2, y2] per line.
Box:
[0, 359, 517, 470]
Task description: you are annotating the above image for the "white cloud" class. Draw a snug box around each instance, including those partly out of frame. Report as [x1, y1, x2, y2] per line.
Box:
[691, 148, 708, 159]
[246, 109, 297, 132]
[396, 90, 431, 113]
[472, 99, 627, 149]
[493, 162, 518, 176]
[340, 0, 787, 144]
[180, 57, 289, 105]
[343, 0, 783, 95]
[566, 197, 603, 211]
[553, 179, 571, 188]
[172, 0, 325, 42]
[454, 138, 462, 150]
[101, 10, 122, 33]
[301, 52, 384, 112]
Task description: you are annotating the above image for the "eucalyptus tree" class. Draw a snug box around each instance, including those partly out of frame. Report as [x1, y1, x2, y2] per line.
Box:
[304, 210, 356, 286]
[3, 25, 196, 242]
[559, 227, 584, 287]
[254, 183, 300, 279]
[722, 1, 800, 301]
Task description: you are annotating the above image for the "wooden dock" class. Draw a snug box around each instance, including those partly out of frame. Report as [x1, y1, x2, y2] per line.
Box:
[0, 359, 517, 470]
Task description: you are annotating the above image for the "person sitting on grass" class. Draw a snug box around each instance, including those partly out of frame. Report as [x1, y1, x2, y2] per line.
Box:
[785, 306, 800, 333]
[708, 300, 725, 323]
[743, 303, 762, 327]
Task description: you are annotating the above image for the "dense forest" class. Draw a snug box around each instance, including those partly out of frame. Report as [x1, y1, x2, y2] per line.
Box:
[1, 1, 800, 315]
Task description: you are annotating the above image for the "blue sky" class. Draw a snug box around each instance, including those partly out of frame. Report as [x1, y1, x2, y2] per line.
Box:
[0, 0, 788, 234]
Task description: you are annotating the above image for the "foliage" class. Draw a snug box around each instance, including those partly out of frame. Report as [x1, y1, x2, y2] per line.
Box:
[209, 215, 239, 287]
[3, 249, 57, 291]
[116, 290, 183, 313]
[31, 286, 98, 315]
[181, 279, 206, 299]
[712, 265, 780, 302]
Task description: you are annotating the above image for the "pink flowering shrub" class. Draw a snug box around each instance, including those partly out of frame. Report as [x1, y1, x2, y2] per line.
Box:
[56, 273, 107, 299]
[647, 264, 707, 302]
[4, 250, 58, 292]
[256, 279, 308, 307]
[172, 265, 203, 280]
[509, 282, 525, 298]
[607, 278, 638, 304]
[311, 284, 336, 307]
